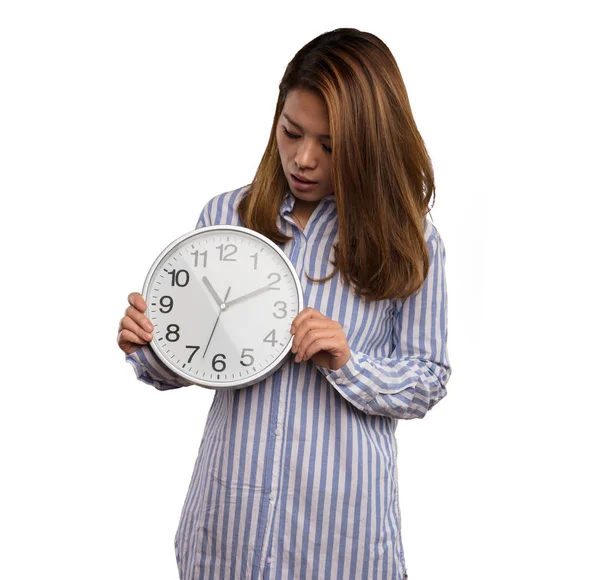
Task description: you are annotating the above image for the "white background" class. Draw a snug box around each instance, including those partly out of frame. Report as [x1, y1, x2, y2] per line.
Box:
[1, 1, 598, 579]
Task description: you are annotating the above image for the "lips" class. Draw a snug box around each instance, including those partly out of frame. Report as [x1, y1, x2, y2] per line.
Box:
[292, 173, 317, 184]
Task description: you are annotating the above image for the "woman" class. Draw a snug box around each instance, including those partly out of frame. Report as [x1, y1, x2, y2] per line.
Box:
[117, 27, 451, 580]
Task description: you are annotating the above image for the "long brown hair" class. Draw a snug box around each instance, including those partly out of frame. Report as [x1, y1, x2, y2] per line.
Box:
[237, 28, 436, 301]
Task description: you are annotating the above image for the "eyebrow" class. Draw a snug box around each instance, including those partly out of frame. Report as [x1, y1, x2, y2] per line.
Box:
[282, 113, 330, 139]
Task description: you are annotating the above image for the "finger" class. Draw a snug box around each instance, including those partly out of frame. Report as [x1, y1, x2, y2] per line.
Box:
[128, 291, 146, 313]
[291, 318, 338, 352]
[290, 307, 326, 333]
[121, 314, 154, 342]
[124, 304, 155, 333]
[117, 328, 148, 353]
[295, 329, 340, 361]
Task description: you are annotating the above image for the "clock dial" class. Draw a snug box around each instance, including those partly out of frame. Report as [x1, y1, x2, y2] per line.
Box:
[142, 226, 303, 390]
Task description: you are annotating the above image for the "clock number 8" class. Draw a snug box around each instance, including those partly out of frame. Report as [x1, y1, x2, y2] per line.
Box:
[166, 324, 180, 342]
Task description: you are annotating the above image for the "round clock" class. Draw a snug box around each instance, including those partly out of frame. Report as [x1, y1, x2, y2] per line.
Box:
[141, 225, 304, 390]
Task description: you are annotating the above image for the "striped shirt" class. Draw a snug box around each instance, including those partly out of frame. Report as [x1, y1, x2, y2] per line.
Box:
[126, 185, 452, 580]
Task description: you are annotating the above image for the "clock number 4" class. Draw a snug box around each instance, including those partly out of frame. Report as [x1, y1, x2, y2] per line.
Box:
[264, 329, 277, 346]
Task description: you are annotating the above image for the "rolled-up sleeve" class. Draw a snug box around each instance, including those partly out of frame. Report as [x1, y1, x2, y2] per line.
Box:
[317, 228, 452, 419]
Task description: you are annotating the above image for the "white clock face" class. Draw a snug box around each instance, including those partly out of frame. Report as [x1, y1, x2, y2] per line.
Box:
[142, 226, 303, 390]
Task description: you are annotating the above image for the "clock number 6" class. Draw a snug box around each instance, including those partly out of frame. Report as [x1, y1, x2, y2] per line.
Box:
[212, 353, 226, 372]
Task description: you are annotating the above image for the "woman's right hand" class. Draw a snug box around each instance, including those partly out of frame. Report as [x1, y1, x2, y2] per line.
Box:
[117, 292, 155, 355]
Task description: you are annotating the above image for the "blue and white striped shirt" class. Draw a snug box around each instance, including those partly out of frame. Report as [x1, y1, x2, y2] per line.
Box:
[126, 185, 451, 579]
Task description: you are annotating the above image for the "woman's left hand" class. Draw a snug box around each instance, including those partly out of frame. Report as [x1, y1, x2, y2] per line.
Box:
[290, 307, 351, 371]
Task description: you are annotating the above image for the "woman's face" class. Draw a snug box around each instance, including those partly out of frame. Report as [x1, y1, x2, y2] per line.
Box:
[276, 88, 334, 206]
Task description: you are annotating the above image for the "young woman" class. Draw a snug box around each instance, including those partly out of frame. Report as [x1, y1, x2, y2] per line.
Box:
[117, 27, 451, 580]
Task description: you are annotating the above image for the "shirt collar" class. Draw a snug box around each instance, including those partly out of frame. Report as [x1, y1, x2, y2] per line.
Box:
[279, 186, 336, 217]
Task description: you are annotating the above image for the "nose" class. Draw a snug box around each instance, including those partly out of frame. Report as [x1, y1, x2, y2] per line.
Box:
[294, 139, 319, 170]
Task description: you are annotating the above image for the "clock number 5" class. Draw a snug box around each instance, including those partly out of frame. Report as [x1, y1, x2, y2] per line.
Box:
[240, 348, 255, 367]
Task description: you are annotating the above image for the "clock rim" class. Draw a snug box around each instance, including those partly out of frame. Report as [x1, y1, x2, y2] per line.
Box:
[142, 224, 304, 390]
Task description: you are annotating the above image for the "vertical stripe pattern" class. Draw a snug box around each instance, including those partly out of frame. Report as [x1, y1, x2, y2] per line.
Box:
[125, 185, 452, 579]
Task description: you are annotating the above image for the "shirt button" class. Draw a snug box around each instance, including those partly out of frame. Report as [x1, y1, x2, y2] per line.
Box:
[266, 557, 272, 564]
[275, 428, 282, 436]
[336, 378, 344, 385]
[269, 492, 276, 501]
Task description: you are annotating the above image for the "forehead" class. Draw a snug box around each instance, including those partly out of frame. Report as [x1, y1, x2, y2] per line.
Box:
[281, 88, 330, 134]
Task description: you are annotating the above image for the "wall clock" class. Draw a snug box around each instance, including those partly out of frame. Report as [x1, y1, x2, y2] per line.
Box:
[142, 225, 303, 390]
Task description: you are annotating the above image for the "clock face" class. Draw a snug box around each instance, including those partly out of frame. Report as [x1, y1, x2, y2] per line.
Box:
[142, 225, 303, 390]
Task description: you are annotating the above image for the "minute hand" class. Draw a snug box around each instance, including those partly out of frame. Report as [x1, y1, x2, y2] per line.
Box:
[224, 282, 277, 308]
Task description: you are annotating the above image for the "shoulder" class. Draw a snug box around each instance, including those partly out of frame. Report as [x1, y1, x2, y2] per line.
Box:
[196, 184, 251, 228]
[423, 216, 447, 261]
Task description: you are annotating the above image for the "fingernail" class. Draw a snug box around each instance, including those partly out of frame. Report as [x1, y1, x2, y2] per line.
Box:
[145, 322, 154, 331]
[290, 325, 295, 334]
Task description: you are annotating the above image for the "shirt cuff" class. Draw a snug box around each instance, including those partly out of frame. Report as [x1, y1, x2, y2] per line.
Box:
[316, 350, 377, 406]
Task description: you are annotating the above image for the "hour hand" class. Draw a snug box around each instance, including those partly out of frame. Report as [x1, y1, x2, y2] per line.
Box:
[202, 276, 224, 307]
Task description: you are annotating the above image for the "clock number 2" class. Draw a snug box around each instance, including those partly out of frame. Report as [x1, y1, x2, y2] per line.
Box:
[268, 272, 281, 290]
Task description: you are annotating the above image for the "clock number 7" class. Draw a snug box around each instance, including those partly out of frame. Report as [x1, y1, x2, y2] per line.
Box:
[185, 345, 200, 363]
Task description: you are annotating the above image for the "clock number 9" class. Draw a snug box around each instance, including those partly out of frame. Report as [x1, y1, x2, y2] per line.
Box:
[167, 269, 189, 287]
[159, 296, 173, 313]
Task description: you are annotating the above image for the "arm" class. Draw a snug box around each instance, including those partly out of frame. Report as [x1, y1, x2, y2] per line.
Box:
[316, 227, 452, 419]
[124, 200, 213, 391]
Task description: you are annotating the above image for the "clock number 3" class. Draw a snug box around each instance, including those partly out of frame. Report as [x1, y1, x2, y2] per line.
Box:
[273, 301, 287, 318]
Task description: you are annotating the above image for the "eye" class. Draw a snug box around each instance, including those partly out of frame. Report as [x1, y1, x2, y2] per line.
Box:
[283, 127, 300, 139]
[283, 126, 332, 154]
